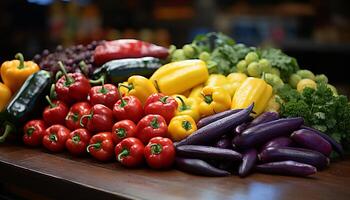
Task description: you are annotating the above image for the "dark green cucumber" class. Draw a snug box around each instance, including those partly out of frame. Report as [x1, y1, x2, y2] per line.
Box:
[0, 70, 52, 142]
[92, 57, 162, 83]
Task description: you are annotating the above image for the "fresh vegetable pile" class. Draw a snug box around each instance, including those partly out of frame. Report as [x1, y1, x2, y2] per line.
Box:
[0, 32, 349, 179]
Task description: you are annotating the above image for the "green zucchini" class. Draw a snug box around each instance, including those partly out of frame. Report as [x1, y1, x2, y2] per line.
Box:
[0, 70, 52, 142]
[92, 57, 162, 83]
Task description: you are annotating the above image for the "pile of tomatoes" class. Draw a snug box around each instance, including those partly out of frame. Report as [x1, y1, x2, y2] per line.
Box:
[22, 69, 177, 169]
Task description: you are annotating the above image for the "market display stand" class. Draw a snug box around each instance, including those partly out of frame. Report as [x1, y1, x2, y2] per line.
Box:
[0, 142, 349, 200]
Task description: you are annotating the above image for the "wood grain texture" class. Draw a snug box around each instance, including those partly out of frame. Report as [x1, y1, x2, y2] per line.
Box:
[0, 142, 349, 200]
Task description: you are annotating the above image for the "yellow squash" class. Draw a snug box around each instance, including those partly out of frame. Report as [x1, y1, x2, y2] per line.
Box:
[231, 77, 272, 115]
[150, 59, 209, 95]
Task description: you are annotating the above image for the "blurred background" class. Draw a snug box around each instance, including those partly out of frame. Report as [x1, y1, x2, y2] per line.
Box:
[0, 0, 349, 94]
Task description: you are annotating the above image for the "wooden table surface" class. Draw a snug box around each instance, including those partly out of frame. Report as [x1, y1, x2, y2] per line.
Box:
[0, 142, 349, 200]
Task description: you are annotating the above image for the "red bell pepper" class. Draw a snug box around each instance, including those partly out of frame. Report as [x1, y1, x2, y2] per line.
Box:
[93, 39, 169, 65]
[87, 132, 114, 161]
[89, 78, 119, 109]
[144, 93, 178, 123]
[23, 119, 46, 147]
[136, 114, 168, 144]
[80, 104, 113, 133]
[66, 128, 91, 156]
[55, 61, 91, 104]
[113, 88, 143, 123]
[111, 120, 137, 144]
[65, 102, 91, 130]
[115, 137, 144, 167]
[43, 96, 69, 125]
[42, 124, 70, 152]
[144, 137, 175, 169]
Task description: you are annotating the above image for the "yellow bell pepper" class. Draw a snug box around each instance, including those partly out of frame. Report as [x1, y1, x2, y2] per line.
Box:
[0, 82, 12, 111]
[172, 94, 200, 122]
[231, 77, 272, 116]
[226, 73, 247, 96]
[180, 89, 191, 97]
[120, 75, 157, 105]
[199, 86, 231, 117]
[1, 53, 40, 93]
[205, 74, 235, 96]
[168, 115, 197, 142]
[188, 84, 203, 103]
[119, 81, 129, 97]
[150, 59, 209, 95]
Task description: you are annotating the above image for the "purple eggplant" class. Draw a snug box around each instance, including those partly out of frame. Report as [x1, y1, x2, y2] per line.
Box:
[235, 112, 280, 134]
[291, 129, 332, 156]
[255, 161, 317, 177]
[175, 157, 231, 177]
[214, 135, 233, 149]
[196, 109, 242, 129]
[176, 145, 242, 161]
[238, 149, 257, 177]
[259, 147, 329, 169]
[301, 125, 344, 157]
[233, 117, 304, 150]
[176, 104, 254, 146]
[260, 137, 293, 152]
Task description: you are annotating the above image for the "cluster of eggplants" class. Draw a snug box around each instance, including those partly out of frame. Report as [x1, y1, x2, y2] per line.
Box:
[175, 107, 343, 178]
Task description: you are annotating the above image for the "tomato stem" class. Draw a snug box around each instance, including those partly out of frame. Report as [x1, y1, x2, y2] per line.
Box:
[117, 148, 129, 162]
[86, 142, 101, 153]
[150, 117, 159, 129]
[116, 128, 126, 138]
[26, 127, 35, 136]
[150, 143, 163, 155]
[58, 61, 74, 86]
[45, 95, 57, 108]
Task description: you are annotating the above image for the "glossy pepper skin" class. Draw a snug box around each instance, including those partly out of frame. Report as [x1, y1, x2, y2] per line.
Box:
[66, 128, 91, 156]
[144, 93, 178, 123]
[43, 96, 69, 125]
[136, 114, 168, 144]
[113, 87, 143, 124]
[172, 95, 200, 122]
[188, 84, 204, 104]
[198, 86, 231, 117]
[89, 79, 119, 109]
[93, 39, 169, 65]
[144, 137, 175, 169]
[0, 83, 12, 111]
[111, 120, 137, 144]
[226, 73, 247, 96]
[42, 125, 70, 152]
[150, 60, 209, 95]
[115, 137, 145, 167]
[231, 77, 272, 116]
[0, 70, 51, 143]
[65, 102, 91, 130]
[80, 104, 113, 133]
[87, 132, 114, 161]
[23, 120, 46, 147]
[205, 74, 235, 97]
[55, 61, 91, 104]
[168, 115, 197, 142]
[120, 75, 157, 105]
[1, 53, 40, 93]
